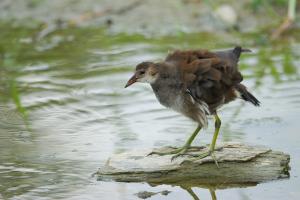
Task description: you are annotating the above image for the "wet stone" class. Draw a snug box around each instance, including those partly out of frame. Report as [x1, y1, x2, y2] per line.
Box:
[97, 143, 290, 186]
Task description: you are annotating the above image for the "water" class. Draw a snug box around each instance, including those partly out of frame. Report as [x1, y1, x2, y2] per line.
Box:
[0, 24, 299, 200]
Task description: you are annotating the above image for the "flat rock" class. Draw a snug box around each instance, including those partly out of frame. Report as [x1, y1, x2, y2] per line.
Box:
[97, 143, 290, 186]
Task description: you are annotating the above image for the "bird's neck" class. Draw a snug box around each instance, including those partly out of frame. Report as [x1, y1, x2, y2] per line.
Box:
[150, 76, 184, 108]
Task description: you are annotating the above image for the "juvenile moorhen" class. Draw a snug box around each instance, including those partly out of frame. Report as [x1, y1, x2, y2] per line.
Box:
[125, 46, 260, 162]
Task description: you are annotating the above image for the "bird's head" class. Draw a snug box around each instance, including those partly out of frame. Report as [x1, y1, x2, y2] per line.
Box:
[125, 62, 159, 88]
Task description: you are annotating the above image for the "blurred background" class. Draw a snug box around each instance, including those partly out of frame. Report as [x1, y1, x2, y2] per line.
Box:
[0, 0, 299, 199]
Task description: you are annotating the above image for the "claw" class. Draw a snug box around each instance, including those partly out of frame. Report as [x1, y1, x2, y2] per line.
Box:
[196, 150, 219, 168]
[147, 146, 189, 160]
[147, 152, 156, 156]
[147, 151, 172, 156]
[171, 151, 187, 161]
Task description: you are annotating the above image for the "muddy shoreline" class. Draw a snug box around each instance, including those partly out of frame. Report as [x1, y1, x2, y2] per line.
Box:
[0, 0, 298, 35]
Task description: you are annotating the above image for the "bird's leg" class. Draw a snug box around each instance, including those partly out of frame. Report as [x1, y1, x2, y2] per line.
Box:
[170, 125, 202, 160]
[180, 186, 200, 200]
[148, 125, 201, 157]
[196, 114, 221, 167]
[209, 188, 217, 200]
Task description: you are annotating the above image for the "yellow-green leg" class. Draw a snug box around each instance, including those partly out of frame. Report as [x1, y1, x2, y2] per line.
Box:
[148, 125, 202, 158]
[197, 114, 221, 167]
[180, 186, 200, 200]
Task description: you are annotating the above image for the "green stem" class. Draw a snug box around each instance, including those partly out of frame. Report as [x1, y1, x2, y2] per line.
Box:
[288, 0, 296, 20]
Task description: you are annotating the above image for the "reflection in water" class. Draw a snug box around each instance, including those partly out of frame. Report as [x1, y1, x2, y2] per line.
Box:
[0, 24, 299, 199]
[137, 183, 258, 200]
[181, 186, 203, 200]
[183, 187, 217, 200]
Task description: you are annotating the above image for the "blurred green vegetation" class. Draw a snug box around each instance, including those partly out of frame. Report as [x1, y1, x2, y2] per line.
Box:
[251, 0, 287, 11]
[0, 21, 298, 121]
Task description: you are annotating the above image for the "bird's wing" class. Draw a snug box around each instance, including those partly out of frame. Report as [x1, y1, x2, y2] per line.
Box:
[165, 48, 244, 106]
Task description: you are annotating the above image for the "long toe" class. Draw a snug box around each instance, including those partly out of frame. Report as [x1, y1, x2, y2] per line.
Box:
[196, 151, 211, 159]
[147, 151, 167, 156]
[147, 147, 187, 157]
[210, 151, 219, 168]
[170, 149, 189, 161]
[194, 150, 219, 168]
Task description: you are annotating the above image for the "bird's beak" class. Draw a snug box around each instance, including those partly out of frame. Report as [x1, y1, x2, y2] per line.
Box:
[125, 74, 137, 88]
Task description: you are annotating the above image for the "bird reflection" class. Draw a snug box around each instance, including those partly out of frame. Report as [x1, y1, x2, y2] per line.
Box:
[180, 186, 217, 200]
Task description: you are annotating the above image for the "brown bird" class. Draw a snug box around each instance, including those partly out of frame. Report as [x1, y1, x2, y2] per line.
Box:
[125, 46, 260, 162]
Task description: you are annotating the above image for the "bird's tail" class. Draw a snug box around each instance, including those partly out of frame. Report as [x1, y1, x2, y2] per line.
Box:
[233, 46, 252, 59]
[235, 84, 260, 106]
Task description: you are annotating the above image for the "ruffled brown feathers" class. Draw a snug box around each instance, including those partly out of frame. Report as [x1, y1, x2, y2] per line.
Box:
[165, 47, 257, 113]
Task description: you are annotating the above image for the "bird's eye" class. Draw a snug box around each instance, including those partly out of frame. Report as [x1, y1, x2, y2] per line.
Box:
[140, 71, 145, 75]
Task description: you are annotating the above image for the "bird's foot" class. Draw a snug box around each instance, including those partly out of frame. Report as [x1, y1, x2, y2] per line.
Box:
[148, 146, 207, 162]
[194, 149, 220, 168]
[170, 149, 189, 161]
[147, 146, 188, 157]
[171, 146, 208, 161]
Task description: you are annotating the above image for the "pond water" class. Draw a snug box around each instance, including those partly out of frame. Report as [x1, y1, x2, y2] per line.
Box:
[0, 24, 299, 200]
